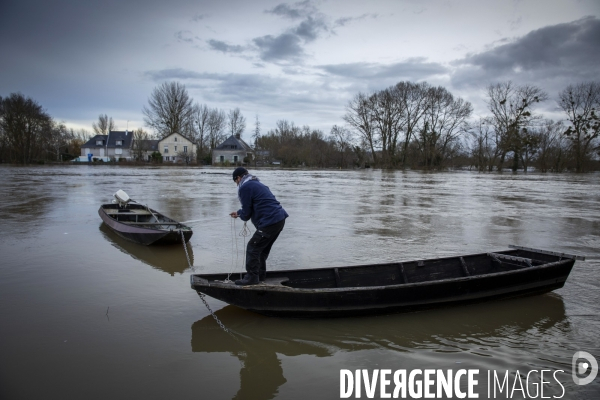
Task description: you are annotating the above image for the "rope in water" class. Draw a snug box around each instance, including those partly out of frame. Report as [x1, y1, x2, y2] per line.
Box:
[180, 229, 230, 333]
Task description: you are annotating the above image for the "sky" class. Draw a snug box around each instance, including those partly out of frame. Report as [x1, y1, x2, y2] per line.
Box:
[1, 0, 599, 139]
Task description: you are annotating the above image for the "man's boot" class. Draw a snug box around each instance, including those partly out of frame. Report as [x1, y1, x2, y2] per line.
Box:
[235, 273, 259, 286]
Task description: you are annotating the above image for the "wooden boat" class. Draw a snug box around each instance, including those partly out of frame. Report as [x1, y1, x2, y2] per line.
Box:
[190, 246, 584, 318]
[98, 190, 193, 246]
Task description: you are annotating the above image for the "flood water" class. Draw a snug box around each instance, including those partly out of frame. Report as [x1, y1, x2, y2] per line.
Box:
[0, 165, 598, 399]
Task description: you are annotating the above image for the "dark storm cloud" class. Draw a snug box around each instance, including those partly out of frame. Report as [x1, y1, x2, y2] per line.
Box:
[451, 17, 600, 92]
[243, 0, 329, 63]
[207, 39, 245, 53]
[318, 59, 449, 81]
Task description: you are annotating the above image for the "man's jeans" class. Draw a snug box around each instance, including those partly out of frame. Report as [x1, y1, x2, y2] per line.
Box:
[245, 219, 286, 279]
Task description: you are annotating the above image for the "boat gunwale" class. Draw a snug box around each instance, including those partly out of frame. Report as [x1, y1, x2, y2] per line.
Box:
[191, 254, 574, 294]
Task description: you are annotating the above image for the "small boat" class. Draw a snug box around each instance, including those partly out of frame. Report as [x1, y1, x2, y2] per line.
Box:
[99, 190, 193, 246]
[190, 246, 584, 318]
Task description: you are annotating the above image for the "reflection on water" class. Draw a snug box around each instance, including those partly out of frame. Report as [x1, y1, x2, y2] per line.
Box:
[191, 295, 568, 399]
[99, 223, 193, 275]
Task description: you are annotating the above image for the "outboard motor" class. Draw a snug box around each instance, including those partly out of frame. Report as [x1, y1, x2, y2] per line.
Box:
[113, 190, 132, 207]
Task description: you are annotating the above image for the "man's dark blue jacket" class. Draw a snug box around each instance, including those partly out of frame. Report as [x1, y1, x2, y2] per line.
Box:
[237, 179, 288, 229]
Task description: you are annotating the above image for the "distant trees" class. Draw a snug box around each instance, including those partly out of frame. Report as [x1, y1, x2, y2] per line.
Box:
[558, 82, 600, 172]
[460, 81, 600, 172]
[0, 93, 52, 163]
[256, 120, 342, 168]
[344, 81, 472, 169]
[142, 81, 195, 139]
[485, 81, 548, 172]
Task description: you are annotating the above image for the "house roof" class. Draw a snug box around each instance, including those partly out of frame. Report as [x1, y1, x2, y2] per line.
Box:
[215, 135, 253, 152]
[82, 131, 133, 148]
[138, 140, 159, 151]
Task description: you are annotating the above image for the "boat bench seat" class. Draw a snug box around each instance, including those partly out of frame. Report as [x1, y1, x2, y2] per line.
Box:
[105, 209, 152, 215]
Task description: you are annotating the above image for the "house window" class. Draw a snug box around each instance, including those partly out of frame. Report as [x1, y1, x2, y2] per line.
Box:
[115, 148, 123, 155]
[174, 137, 178, 142]
[96, 140, 103, 145]
[183, 146, 187, 153]
[220, 156, 224, 162]
[116, 140, 122, 146]
[174, 146, 177, 152]
[234, 155, 238, 162]
[164, 146, 169, 154]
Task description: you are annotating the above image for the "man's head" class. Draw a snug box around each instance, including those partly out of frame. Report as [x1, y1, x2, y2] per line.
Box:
[232, 167, 248, 184]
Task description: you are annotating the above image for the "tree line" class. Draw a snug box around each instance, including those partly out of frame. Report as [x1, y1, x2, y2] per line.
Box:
[0, 93, 92, 163]
[1, 80, 598, 171]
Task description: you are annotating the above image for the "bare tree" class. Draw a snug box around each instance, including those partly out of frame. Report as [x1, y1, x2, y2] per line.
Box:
[46, 121, 71, 161]
[369, 88, 404, 166]
[193, 104, 210, 162]
[533, 120, 568, 172]
[131, 128, 151, 161]
[558, 82, 600, 172]
[344, 92, 378, 165]
[469, 118, 493, 171]
[330, 125, 353, 167]
[142, 81, 195, 139]
[207, 108, 227, 160]
[417, 86, 472, 169]
[486, 81, 548, 171]
[252, 114, 261, 149]
[392, 81, 431, 168]
[227, 108, 246, 138]
[92, 114, 115, 135]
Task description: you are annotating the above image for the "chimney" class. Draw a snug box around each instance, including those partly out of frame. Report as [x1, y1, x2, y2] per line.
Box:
[235, 133, 241, 139]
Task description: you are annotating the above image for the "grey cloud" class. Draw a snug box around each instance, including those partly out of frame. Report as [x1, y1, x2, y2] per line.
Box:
[452, 17, 600, 92]
[143, 68, 208, 82]
[192, 13, 207, 22]
[141, 68, 343, 125]
[294, 16, 328, 41]
[253, 33, 305, 63]
[207, 39, 245, 53]
[334, 13, 378, 28]
[266, 1, 316, 20]
[318, 59, 449, 81]
[175, 30, 196, 43]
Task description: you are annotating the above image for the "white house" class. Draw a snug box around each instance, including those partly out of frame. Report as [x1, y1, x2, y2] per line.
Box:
[158, 133, 197, 163]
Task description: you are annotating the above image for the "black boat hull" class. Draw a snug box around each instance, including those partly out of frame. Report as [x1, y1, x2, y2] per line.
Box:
[191, 249, 578, 318]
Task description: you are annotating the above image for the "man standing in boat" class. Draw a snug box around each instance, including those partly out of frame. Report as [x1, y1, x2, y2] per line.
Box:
[230, 167, 288, 286]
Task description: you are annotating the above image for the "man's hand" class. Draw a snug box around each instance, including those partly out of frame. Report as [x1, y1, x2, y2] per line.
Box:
[230, 211, 239, 218]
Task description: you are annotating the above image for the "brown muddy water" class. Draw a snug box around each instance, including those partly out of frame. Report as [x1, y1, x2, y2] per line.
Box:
[0, 165, 598, 399]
